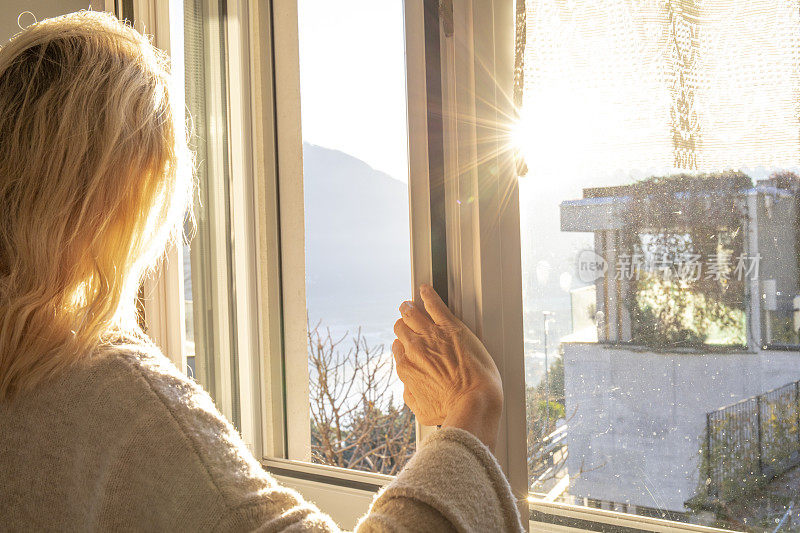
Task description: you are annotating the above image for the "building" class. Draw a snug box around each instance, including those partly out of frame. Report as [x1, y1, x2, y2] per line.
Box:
[559, 176, 800, 511]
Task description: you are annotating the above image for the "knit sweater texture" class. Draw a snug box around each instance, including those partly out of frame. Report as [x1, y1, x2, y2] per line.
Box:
[0, 343, 524, 532]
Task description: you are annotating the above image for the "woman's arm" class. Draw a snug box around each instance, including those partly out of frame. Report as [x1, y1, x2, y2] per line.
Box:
[355, 426, 524, 532]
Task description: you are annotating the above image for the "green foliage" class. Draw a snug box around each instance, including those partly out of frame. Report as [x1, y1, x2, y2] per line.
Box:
[767, 313, 800, 345]
[526, 355, 566, 488]
[622, 171, 751, 234]
[633, 276, 746, 347]
[536, 399, 565, 420]
[621, 171, 750, 348]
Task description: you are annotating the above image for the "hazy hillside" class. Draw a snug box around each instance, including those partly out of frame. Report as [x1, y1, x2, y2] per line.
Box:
[303, 143, 412, 338]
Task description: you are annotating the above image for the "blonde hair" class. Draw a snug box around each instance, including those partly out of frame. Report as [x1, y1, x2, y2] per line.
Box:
[0, 11, 192, 400]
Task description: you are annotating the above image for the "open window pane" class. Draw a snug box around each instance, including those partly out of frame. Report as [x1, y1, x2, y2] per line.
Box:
[297, 0, 415, 474]
[519, 1, 800, 529]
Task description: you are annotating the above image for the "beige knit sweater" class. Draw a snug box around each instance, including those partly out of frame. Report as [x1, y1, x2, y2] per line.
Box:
[0, 343, 524, 532]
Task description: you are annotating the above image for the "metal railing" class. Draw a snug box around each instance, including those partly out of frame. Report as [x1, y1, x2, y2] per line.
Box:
[529, 424, 568, 488]
[704, 380, 800, 500]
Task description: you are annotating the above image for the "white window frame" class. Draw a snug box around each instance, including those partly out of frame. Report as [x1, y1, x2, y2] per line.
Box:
[267, 0, 442, 463]
[432, 0, 529, 506]
[132, 0, 743, 531]
[267, 0, 309, 462]
[131, 0, 264, 450]
[130, 0, 189, 380]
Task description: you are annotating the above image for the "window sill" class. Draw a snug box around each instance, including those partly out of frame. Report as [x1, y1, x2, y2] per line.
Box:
[262, 459, 736, 532]
[262, 457, 393, 492]
[263, 457, 390, 529]
[529, 499, 735, 533]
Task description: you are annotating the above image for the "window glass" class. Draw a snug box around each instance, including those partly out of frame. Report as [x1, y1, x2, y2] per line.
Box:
[297, 0, 415, 474]
[183, 0, 211, 388]
[518, 1, 800, 529]
[182, 0, 239, 429]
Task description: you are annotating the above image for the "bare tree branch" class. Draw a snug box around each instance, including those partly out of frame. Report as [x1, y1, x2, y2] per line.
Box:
[308, 322, 416, 475]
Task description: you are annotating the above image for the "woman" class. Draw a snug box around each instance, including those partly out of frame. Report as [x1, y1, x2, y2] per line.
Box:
[0, 11, 523, 532]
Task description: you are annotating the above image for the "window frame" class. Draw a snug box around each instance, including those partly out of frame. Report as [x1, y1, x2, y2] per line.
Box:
[184, 0, 241, 429]
[263, 0, 531, 513]
[269, 0, 442, 460]
[132, 0, 748, 530]
[131, 0, 189, 384]
[420, 0, 529, 515]
[265, 0, 309, 462]
[133, 0, 263, 449]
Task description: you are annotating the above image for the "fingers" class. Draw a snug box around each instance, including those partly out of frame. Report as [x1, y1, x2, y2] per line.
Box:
[391, 338, 405, 361]
[393, 339, 420, 387]
[392, 339, 410, 380]
[420, 283, 455, 326]
[399, 300, 433, 333]
[393, 318, 417, 345]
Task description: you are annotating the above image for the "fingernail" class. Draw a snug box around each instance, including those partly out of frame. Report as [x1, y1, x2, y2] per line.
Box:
[400, 301, 413, 315]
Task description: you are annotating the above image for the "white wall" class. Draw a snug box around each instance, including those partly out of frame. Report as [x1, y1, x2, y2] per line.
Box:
[563, 342, 800, 511]
[1, 0, 93, 43]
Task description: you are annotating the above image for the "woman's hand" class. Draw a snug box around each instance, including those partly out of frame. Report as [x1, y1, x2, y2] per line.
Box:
[392, 284, 503, 452]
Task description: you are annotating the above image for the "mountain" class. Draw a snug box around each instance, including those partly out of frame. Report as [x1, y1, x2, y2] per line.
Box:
[303, 143, 412, 336]
[300, 143, 585, 351]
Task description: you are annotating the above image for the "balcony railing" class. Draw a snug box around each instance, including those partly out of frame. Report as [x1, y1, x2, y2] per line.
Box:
[703, 380, 800, 500]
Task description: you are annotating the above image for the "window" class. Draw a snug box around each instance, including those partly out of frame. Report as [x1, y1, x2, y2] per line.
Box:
[178, 0, 428, 477]
[174, 0, 531, 526]
[182, 0, 242, 430]
[295, 0, 416, 474]
[518, 0, 800, 529]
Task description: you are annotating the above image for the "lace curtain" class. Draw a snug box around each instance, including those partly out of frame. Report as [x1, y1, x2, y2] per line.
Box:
[515, 0, 800, 178]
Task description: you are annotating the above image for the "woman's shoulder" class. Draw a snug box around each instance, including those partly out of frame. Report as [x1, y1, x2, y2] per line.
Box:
[95, 341, 278, 499]
[96, 340, 218, 424]
[84, 340, 214, 428]
[97, 342, 332, 529]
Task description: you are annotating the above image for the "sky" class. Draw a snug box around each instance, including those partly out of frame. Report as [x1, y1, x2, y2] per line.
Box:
[297, 0, 410, 183]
